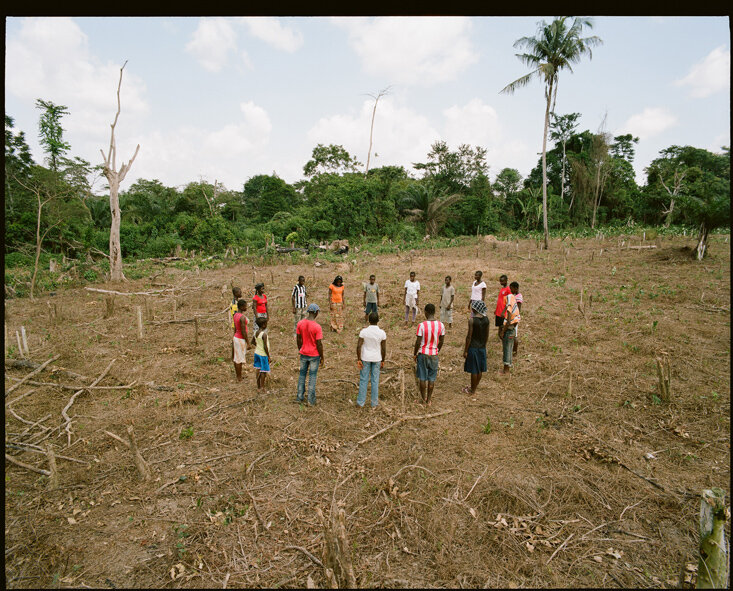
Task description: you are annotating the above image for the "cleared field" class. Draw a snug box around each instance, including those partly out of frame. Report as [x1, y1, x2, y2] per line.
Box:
[4, 233, 730, 588]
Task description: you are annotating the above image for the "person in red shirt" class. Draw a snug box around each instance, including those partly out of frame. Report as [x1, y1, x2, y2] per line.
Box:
[412, 303, 445, 407]
[252, 283, 269, 323]
[494, 274, 511, 340]
[295, 303, 325, 406]
[231, 299, 250, 382]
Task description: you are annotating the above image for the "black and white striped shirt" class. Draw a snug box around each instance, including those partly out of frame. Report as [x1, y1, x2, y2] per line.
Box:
[292, 284, 307, 308]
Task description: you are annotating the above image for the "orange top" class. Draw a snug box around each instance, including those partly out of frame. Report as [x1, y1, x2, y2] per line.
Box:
[329, 284, 344, 303]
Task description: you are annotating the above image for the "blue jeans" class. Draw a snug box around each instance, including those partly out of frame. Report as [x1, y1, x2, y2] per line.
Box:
[297, 355, 320, 404]
[357, 361, 380, 407]
[502, 325, 516, 367]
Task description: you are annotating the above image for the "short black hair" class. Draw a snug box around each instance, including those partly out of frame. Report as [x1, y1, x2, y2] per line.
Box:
[369, 274, 376, 279]
[475, 270, 483, 276]
[232, 286, 242, 297]
[445, 275, 451, 281]
[510, 281, 519, 289]
[499, 274, 508, 281]
[237, 299, 247, 310]
[409, 271, 415, 275]
[424, 303, 435, 316]
[298, 275, 305, 281]
[368, 312, 379, 324]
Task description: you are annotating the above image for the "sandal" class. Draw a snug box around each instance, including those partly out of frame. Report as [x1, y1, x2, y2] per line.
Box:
[461, 386, 472, 394]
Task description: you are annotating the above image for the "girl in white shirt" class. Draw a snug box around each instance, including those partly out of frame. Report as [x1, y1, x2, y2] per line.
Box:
[469, 270, 487, 317]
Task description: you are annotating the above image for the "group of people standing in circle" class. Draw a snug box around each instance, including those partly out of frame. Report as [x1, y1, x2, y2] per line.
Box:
[228, 270, 523, 409]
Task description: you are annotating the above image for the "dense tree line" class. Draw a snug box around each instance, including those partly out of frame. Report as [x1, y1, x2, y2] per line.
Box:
[4, 108, 730, 272]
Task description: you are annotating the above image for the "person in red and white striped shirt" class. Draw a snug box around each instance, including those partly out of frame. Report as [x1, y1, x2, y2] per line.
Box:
[412, 304, 445, 406]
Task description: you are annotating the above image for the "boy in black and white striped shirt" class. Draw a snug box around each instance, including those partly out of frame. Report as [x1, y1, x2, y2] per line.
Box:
[291, 276, 307, 334]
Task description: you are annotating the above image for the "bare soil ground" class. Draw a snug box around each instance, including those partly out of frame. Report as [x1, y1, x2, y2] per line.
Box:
[4, 234, 730, 589]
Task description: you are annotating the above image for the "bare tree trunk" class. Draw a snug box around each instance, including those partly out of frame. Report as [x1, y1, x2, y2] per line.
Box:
[591, 164, 602, 229]
[664, 198, 675, 228]
[560, 141, 567, 202]
[365, 87, 390, 175]
[695, 223, 709, 261]
[100, 61, 140, 282]
[31, 193, 43, 302]
[541, 81, 552, 251]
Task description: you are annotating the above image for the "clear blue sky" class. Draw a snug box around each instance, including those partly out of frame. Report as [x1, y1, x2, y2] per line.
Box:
[5, 16, 730, 194]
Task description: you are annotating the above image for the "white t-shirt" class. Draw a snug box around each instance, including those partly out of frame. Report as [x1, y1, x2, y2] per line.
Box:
[404, 280, 420, 296]
[471, 281, 487, 301]
[359, 324, 387, 363]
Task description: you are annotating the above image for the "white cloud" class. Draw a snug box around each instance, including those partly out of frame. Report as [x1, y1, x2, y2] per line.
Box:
[332, 17, 478, 86]
[128, 102, 273, 190]
[675, 45, 730, 98]
[443, 98, 501, 148]
[240, 17, 304, 52]
[186, 18, 238, 72]
[6, 17, 148, 166]
[617, 107, 678, 140]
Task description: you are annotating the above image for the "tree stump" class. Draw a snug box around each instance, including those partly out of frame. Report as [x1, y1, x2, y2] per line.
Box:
[127, 425, 151, 481]
[104, 294, 115, 318]
[696, 488, 728, 588]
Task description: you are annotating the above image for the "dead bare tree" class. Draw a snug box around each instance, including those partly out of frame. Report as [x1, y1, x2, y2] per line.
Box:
[100, 61, 140, 282]
[364, 86, 392, 175]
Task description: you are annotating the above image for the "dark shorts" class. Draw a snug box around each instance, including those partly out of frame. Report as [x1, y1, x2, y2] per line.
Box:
[416, 353, 439, 382]
[464, 347, 487, 374]
[495, 315, 504, 327]
[364, 302, 378, 315]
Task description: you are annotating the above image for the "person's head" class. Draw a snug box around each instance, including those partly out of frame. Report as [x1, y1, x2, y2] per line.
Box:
[333, 275, 343, 286]
[510, 281, 519, 295]
[297, 275, 305, 286]
[368, 312, 379, 325]
[237, 299, 247, 312]
[232, 286, 242, 299]
[369, 274, 376, 284]
[256, 316, 268, 329]
[445, 275, 451, 286]
[255, 282, 265, 294]
[499, 274, 508, 287]
[424, 303, 436, 318]
[471, 299, 488, 317]
[409, 271, 416, 281]
[307, 303, 320, 318]
[474, 270, 483, 281]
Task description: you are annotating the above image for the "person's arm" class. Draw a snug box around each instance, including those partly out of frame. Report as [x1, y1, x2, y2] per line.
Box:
[296, 333, 303, 350]
[449, 291, 454, 310]
[463, 318, 473, 357]
[413, 335, 421, 359]
[481, 286, 486, 301]
[363, 286, 366, 308]
[517, 299, 523, 313]
[251, 329, 257, 347]
[242, 317, 249, 347]
[342, 287, 346, 307]
[376, 286, 380, 307]
[437, 334, 445, 353]
[291, 289, 296, 314]
[316, 339, 325, 367]
[415, 286, 419, 303]
[263, 332, 271, 363]
[357, 336, 364, 369]
[380, 339, 386, 368]
[265, 297, 269, 316]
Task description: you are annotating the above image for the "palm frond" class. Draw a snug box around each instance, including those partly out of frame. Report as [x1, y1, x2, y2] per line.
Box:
[500, 69, 541, 94]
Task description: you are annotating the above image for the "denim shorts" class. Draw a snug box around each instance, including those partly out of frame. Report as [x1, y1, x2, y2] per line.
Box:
[463, 347, 487, 374]
[416, 353, 439, 382]
[364, 302, 378, 315]
[253, 353, 270, 372]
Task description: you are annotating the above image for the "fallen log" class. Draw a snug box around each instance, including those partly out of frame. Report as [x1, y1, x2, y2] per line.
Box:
[5, 354, 61, 396]
[5, 359, 89, 382]
[357, 409, 452, 446]
[62, 359, 116, 446]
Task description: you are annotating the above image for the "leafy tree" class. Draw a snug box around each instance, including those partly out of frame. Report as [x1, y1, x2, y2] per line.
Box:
[303, 144, 362, 177]
[243, 174, 296, 223]
[501, 16, 602, 249]
[611, 133, 639, 163]
[400, 181, 462, 236]
[413, 140, 488, 194]
[35, 99, 71, 172]
[549, 112, 581, 201]
[493, 168, 523, 202]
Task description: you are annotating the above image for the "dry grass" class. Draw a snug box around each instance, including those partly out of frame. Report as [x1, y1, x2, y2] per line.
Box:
[4, 234, 730, 588]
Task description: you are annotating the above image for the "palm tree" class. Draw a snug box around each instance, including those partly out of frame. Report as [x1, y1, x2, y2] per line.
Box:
[501, 17, 602, 249]
[401, 182, 462, 236]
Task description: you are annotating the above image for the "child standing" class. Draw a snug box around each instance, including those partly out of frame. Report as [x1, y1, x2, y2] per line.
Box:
[510, 281, 523, 355]
[232, 299, 250, 382]
[253, 283, 269, 325]
[252, 317, 272, 390]
[328, 275, 346, 333]
[494, 274, 511, 340]
[440, 276, 455, 328]
[404, 271, 420, 327]
[469, 271, 487, 316]
[363, 275, 380, 323]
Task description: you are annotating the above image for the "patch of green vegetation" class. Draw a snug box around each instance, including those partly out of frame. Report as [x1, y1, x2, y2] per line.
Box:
[482, 417, 492, 434]
[179, 426, 194, 440]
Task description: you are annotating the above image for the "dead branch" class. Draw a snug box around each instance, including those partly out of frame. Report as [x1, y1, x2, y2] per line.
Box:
[5, 358, 89, 382]
[103, 430, 130, 448]
[5, 453, 51, 476]
[84, 287, 171, 296]
[6, 388, 37, 408]
[5, 442, 88, 464]
[463, 465, 490, 502]
[247, 490, 269, 530]
[127, 424, 151, 480]
[246, 449, 274, 475]
[357, 409, 453, 446]
[62, 359, 116, 446]
[46, 443, 59, 489]
[6, 378, 137, 391]
[5, 354, 61, 396]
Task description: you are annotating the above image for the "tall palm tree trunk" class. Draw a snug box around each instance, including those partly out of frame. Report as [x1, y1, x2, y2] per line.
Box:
[541, 81, 552, 250]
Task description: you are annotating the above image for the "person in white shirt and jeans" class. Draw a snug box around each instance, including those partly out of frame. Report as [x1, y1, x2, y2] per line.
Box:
[356, 312, 387, 409]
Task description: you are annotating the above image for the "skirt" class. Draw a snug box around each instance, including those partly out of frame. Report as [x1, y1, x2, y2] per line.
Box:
[233, 337, 247, 364]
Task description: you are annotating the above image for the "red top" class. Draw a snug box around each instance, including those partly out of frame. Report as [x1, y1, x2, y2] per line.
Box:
[416, 320, 445, 355]
[296, 318, 323, 357]
[233, 312, 248, 339]
[253, 294, 267, 314]
[495, 286, 511, 317]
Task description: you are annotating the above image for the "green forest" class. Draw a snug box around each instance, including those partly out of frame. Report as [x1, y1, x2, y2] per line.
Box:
[4, 105, 730, 298]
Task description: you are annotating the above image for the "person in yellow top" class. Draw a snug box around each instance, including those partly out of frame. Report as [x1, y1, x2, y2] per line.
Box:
[328, 275, 346, 333]
[498, 290, 521, 376]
